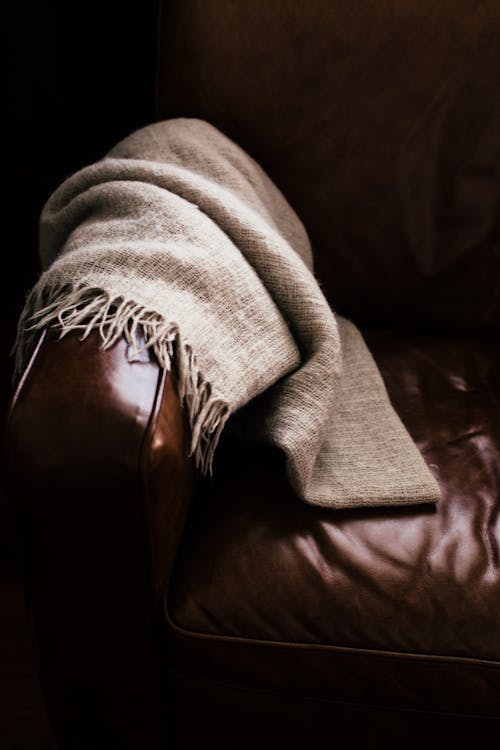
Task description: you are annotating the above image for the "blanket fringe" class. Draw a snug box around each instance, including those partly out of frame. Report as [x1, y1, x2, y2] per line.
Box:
[13, 282, 230, 476]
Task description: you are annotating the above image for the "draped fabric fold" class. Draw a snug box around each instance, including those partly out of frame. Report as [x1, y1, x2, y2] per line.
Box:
[14, 118, 441, 508]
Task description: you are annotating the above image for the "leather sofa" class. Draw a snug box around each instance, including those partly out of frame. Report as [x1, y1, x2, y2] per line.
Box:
[5, 1, 500, 747]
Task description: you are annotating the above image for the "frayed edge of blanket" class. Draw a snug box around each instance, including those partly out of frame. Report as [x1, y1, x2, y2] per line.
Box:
[13, 282, 230, 476]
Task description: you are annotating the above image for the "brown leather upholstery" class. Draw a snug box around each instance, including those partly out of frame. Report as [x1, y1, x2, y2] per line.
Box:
[4, 1, 500, 747]
[5, 330, 195, 748]
[170, 334, 500, 663]
[167, 676, 499, 749]
[155, 5, 500, 738]
[164, 330, 500, 745]
[157, 0, 500, 333]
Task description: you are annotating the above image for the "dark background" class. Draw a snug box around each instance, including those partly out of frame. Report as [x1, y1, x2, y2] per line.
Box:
[2, 3, 159, 745]
[4, 0, 159, 412]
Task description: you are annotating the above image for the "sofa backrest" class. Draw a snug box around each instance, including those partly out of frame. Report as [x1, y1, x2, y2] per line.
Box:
[156, 0, 499, 332]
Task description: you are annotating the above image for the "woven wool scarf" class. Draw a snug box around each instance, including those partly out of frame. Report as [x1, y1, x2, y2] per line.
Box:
[15, 118, 441, 509]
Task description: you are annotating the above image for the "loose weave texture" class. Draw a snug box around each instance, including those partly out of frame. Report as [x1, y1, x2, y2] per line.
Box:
[15, 118, 441, 508]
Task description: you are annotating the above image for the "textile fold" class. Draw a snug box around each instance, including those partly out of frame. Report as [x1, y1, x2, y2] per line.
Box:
[14, 118, 441, 509]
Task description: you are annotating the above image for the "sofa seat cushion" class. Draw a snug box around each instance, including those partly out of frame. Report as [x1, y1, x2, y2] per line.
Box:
[164, 330, 500, 720]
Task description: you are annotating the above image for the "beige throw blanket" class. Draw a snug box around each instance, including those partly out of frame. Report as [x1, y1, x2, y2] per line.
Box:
[15, 118, 441, 509]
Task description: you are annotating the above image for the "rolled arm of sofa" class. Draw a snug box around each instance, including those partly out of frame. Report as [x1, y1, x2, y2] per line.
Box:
[4, 327, 196, 749]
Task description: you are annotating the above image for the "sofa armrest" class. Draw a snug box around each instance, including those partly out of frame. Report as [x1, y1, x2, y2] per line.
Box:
[4, 327, 196, 749]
